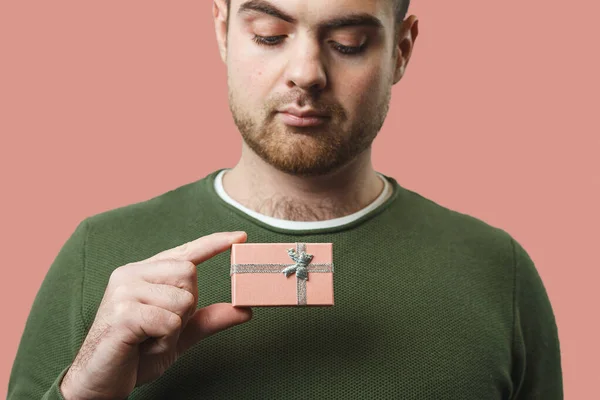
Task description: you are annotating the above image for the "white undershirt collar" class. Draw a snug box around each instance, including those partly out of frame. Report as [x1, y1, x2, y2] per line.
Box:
[213, 169, 391, 230]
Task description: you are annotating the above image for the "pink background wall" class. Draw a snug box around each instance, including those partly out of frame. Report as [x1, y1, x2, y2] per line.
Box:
[1, 1, 598, 398]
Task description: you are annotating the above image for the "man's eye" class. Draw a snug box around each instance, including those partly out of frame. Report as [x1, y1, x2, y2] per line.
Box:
[252, 35, 285, 46]
[251, 35, 367, 56]
[331, 42, 366, 55]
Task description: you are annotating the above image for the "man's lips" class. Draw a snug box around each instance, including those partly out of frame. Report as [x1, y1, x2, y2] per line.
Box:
[277, 107, 330, 127]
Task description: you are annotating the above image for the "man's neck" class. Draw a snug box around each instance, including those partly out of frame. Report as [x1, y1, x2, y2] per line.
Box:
[222, 146, 385, 222]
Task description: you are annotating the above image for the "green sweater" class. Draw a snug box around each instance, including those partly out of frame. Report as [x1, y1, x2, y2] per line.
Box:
[8, 169, 563, 399]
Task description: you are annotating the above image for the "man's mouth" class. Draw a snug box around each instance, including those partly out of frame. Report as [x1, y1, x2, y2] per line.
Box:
[277, 106, 331, 127]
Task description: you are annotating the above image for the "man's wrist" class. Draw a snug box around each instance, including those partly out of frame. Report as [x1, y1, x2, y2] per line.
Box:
[59, 372, 76, 400]
[59, 369, 126, 400]
[59, 368, 90, 400]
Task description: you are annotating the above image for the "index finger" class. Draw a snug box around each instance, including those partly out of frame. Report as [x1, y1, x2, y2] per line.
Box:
[141, 231, 247, 265]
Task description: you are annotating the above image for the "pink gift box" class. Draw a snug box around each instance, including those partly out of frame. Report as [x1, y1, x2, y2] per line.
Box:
[230, 243, 334, 307]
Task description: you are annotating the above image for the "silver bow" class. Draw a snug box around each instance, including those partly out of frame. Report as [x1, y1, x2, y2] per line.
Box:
[282, 247, 314, 280]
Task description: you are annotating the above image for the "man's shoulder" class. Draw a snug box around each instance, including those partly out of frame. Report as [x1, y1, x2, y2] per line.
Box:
[391, 182, 517, 260]
[88, 179, 201, 228]
[80, 171, 224, 254]
[74, 172, 228, 274]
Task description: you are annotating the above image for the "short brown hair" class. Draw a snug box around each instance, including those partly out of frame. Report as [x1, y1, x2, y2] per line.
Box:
[393, 0, 411, 23]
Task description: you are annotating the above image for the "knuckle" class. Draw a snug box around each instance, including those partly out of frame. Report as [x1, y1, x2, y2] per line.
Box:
[166, 313, 182, 332]
[175, 242, 191, 258]
[141, 306, 161, 327]
[109, 267, 124, 284]
[181, 290, 196, 309]
[181, 261, 197, 280]
[157, 258, 177, 270]
[113, 301, 134, 324]
[112, 285, 130, 300]
[109, 263, 137, 284]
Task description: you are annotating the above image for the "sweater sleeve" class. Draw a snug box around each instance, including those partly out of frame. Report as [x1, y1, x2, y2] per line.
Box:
[8, 219, 90, 400]
[510, 237, 563, 399]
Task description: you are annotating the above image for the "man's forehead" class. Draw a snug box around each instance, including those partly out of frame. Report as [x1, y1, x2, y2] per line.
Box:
[232, 0, 393, 24]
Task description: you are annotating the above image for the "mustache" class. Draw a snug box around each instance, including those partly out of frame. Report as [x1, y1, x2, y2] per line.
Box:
[269, 91, 345, 117]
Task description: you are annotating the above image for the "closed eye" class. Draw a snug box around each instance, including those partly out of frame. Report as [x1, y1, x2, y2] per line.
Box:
[252, 35, 285, 46]
[251, 35, 366, 55]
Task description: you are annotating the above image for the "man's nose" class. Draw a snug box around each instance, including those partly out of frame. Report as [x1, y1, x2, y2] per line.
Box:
[284, 39, 327, 92]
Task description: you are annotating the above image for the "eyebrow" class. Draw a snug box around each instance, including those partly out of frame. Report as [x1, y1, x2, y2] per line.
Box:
[237, 0, 384, 30]
[238, 0, 296, 23]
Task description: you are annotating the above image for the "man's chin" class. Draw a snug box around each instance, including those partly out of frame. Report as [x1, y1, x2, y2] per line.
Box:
[262, 149, 346, 176]
[240, 127, 350, 175]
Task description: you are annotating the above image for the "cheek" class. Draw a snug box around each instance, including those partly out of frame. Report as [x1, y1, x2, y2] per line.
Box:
[336, 65, 386, 112]
[228, 58, 266, 105]
[227, 45, 276, 103]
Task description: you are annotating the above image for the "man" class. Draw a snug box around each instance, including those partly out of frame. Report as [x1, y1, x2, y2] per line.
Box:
[9, 0, 563, 398]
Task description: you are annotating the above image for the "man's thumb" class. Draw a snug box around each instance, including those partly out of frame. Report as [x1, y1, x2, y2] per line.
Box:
[176, 303, 252, 354]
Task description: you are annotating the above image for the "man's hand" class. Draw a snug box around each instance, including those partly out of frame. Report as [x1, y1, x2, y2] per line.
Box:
[59, 231, 251, 400]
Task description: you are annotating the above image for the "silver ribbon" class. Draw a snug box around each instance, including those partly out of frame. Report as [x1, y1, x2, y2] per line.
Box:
[230, 243, 334, 305]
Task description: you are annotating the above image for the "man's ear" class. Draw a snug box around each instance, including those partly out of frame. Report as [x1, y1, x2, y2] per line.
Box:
[213, 0, 229, 64]
[393, 15, 419, 84]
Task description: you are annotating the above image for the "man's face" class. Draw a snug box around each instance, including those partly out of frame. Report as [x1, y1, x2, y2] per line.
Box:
[221, 0, 403, 176]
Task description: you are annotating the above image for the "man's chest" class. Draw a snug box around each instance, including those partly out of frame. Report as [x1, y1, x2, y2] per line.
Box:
[128, 250, 516, 399]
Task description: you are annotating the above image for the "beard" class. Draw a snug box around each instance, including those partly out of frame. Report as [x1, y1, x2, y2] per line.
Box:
[228, 85, 392, 177]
